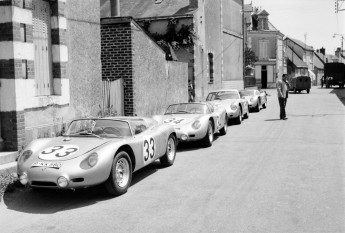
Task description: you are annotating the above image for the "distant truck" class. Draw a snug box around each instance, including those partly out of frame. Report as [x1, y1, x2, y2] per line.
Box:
[324, 62, 345, 88]
[288, 76, 311, 94]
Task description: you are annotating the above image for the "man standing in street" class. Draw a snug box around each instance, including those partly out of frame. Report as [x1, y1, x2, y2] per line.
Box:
[277, 74, 288, 120]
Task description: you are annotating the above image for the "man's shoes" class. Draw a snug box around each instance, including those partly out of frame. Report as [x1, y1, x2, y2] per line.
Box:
[283, 117, 288, 120]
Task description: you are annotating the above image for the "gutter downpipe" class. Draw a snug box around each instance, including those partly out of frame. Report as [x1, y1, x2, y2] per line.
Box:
[110, 0, 120, 17]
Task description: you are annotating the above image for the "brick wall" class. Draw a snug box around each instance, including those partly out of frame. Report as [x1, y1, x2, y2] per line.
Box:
[101, 20, 134, 116]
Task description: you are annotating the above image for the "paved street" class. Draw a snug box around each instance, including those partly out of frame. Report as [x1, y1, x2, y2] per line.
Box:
[1, 87, 344, 233]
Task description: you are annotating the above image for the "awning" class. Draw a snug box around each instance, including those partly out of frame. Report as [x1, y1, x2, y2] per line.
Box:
[285, 47, 308, 68]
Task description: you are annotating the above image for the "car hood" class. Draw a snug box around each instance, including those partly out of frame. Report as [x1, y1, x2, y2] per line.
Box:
[33, 137, 113, 161]
[159, 114, 203, 126]
[210, 99, 237, 108]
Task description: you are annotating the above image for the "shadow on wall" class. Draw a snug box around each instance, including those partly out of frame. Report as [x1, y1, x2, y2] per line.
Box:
[330, 88, 345, 106]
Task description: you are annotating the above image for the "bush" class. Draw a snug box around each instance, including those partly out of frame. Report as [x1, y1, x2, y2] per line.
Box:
[0, 172, 20, 202]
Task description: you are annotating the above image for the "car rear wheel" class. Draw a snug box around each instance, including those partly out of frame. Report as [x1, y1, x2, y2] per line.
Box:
[160, 134, 176, 167]
[307, 89, 310, 94]
[202, 121, 213, 147]
[105, 151, 132, 196]
[219, 117, 228, 135]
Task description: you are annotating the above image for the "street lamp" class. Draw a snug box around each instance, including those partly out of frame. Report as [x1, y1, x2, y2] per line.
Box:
[333, 33, 344, 62]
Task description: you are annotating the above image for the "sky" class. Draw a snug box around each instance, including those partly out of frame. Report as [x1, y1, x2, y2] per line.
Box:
[244, 0, 345, 55]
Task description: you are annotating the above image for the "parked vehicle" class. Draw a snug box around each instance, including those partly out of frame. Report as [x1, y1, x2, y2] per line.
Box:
[324, 62, 345, 88]
[153, 102, 228, 147]
[288, 76, 311, 93]
[17, 117, 177, 196]
[240, 89, 267, 111]
[206, 89, 249, 124]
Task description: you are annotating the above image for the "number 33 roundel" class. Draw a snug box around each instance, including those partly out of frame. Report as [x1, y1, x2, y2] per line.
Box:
[143, 136, 155, 164]
[39, 145, 79, 160]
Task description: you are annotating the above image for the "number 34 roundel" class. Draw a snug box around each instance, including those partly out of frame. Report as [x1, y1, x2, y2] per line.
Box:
[143, 136, 155, 164]
[39, 145, 79, 160]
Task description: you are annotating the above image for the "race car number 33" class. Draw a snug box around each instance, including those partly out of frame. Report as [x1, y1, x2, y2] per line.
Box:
[39, 145, 79, 160]
[143, 136, 155, 164]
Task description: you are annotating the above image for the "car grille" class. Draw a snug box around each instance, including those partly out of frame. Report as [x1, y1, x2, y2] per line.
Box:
[31, 181, 57, 187]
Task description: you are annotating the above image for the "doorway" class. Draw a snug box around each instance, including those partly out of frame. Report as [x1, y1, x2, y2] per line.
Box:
[261, 65, 267, 88]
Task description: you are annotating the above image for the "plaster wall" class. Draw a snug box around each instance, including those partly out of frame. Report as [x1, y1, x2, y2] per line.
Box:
[131, 22, 188, 116]
[65, 0, 102, 118]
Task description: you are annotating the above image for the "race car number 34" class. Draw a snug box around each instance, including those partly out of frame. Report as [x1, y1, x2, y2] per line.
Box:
[143, 136, 155, 164]
[38, 145, 79, 160]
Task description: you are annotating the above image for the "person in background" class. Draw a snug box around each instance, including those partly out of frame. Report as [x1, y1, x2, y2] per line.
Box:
[276, 74, 288, 120]
[283, 74, 290, 107]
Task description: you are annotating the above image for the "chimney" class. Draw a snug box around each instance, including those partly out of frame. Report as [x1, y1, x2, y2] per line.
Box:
[189, 0, 198, 9]
[110, 0, 120, 16]
[320, 47, 325, 55]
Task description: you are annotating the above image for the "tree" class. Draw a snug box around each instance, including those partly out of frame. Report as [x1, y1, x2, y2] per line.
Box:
[245, 47, 257, 67]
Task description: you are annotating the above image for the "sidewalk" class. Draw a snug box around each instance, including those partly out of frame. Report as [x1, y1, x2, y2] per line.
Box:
[0, 152, 18, 176]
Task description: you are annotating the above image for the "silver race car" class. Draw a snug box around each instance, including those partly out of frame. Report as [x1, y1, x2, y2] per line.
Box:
[153, 102, 227, 147]
[206, 89, 249, 124]
[240, 89, 267, 112]
[17, 117, 177, 196]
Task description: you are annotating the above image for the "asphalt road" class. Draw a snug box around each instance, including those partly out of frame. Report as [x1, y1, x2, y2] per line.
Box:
[1, 86, 344, 233]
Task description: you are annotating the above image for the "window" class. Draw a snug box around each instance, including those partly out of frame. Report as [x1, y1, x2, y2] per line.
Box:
[259, 40, 268, 59]
[20, 24, 26, 42]
[208, 53, 214, 83]
[22, 60, 27, 79]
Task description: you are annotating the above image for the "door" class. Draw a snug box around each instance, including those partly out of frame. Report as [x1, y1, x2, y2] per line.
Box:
[101, 79, 124, 117]
[261, 65, 267, 88]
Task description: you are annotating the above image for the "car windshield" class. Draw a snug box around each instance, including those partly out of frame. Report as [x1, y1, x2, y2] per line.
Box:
[165, 103, 209, 114]
[240, 90, 255, 96]
[206, 91, 239, 101]
[65, 119, 132, 138]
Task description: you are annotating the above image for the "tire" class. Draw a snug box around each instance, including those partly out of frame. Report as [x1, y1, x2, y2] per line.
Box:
[254, 102, 260, 112]
[219, 117, 228, 135]
[298, 90, 301, 93]
[160, 134, 177, 167]
[235, 108, 242, 124]
[294, 88, 296, 93]
[202, 121, 214, 147]
[307, 89, 310, 94]
[105, 151, 132, 196]
[244, 110, 249, 119]
[262, 101, 267, 109]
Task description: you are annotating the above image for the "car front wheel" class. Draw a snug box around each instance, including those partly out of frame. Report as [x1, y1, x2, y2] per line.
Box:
[160, 134, 177, 167]
[219, 116, 228, 135]
[202, 121, 213, 147]
[105, 151, 132, 196]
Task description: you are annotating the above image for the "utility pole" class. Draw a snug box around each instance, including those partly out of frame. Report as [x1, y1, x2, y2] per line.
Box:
[335, 0, 345, 13]
[333, 33, 344, 62]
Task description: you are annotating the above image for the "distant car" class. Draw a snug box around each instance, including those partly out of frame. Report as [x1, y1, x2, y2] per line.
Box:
[206, 89, 249, 124]
[153, 102, 227, 147]
[17, 117, 177, 196]
[240, 89, 267, 112]
[288, 76, 311, 93]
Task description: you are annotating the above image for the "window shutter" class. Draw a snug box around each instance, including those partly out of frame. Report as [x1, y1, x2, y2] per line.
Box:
[33, 0, 52, 96]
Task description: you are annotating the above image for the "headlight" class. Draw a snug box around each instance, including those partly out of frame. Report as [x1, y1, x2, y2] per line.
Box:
[230, 104, 237, 110]
[18, 150, 32, 164]
[80, 152, 98, 169]
[250, 97, 254, 102]
[19, 172, 28, 185]
[57, 176, 69, 188]
[192, 120, 201, 129]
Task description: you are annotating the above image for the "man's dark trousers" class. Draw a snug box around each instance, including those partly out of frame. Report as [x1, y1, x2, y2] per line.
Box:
[278, 97, 286, 119]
